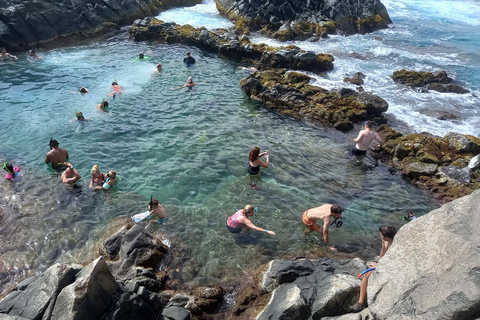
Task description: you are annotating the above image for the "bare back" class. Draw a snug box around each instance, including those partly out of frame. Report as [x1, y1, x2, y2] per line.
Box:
[45, 148, 69, 167]
[306, 204, 332, 224]
[355, 129, 382, 151]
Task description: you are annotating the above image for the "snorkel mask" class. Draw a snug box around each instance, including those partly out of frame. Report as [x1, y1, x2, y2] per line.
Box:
[252, 206, 258, 218]
[330, 217, 343, 228]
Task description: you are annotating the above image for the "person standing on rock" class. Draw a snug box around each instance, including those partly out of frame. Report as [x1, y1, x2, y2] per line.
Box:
[183, 51, 196, 67]
[351, 121, 383, 155]
[302, 204, 343, 249]
[351, 224, 396, 312]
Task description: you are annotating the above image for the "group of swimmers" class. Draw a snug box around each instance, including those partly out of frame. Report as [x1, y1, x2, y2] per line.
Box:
[0, 47, 42, 61]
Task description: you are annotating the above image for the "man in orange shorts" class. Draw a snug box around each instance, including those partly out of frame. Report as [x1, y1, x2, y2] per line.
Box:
[302, 204, 343, 244]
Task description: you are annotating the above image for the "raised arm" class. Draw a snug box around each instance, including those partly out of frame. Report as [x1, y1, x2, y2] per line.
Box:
[243, 218, 276, 235]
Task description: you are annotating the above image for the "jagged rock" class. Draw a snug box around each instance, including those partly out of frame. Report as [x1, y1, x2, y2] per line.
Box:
[427, 83, 470, 94]
[356, 92, 388, 116]
[469, 154, 480, 170]
[368, 190, 480, 320]
[344, 72, 366, 85]
[392, 69, 469, 94]
[0, 0, 202, 50]
[401, 161, 438, 179]
[439, 166, 471, 184]
[445, 132, 480, 154]
[435, 111, 459, 120]
[259, 259, 316, 294]
[160, 305, 192, 320]
[49, 257, 118, 320]
[215, 0, 392, 40]
[0, 264, 81, 319]
[256, 283, 310, 320]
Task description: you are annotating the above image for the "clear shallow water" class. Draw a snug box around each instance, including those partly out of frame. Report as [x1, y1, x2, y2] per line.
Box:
[0, 2, 444, 292]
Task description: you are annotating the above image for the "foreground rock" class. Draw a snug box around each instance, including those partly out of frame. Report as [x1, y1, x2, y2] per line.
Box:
[240, 69, 388, 132]
[0, 224, 223, 320]
[215, 0, 391, 40]
[376, 125, 480, 203]
[226, 257, 370, 319]
[0, 0, 202, 51]
[392, 69, 470, 94]
[368, 189, 480, 320]
[129, 18, 334, 74]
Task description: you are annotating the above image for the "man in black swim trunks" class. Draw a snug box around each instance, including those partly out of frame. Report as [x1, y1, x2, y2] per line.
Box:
[351, 121, 383, 155]
[183, 52, 196, 66]
[45, 138, 70, 171]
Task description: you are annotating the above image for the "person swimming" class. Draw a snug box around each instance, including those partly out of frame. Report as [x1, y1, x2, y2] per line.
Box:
[79, 87, 89, 94]
[109, 81, 123, 99]
[156, 63, 162, 72]
[102, 170, 117, 190]
[138, 52, 145, 60]
[177, 76, 205, 89]
[0, 47, 17, 60]
[3, 162, 20, 180]
[97, 100, 109, 111]
[28, 50, 42, 59]
[75, 111, 90, 121]
[45, 138, 69, 171]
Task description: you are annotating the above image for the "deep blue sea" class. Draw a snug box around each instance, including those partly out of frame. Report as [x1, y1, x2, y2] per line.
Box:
[1, 0, 477, 292]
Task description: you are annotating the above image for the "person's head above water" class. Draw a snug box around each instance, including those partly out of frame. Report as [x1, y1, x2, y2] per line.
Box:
[249, 147, 261, 162]
[243, 205, 255, 216]
[138, 53, 144, 59]
[3, 162, 14, 174]
[49, 138, 59, 149]
[101, 100, 109, 108]
[0, 47, 6, 54]
[156, 63, 162, 71]
[28, 50, 35, 56]
[187, 76, 193, 83]
[75, 111, 85, 120]
[107, 170, 116, 178]
[112, 81, 118, 86]
[186, 51, 191, 57]
[91, 164, 100, 174]
[330, 204, 343, 218]
[79, 87, 89, 93]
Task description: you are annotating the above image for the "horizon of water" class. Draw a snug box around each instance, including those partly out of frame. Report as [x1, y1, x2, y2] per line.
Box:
[0, 0, 460, 294]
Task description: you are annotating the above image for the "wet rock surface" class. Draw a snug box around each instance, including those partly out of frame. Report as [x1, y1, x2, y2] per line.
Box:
[129, 18, 334, 74]
[391, 69, 470, 94]
[240, 69, 388, 132]
[215, 0, 392, 40]
[0, 0, 202, 51]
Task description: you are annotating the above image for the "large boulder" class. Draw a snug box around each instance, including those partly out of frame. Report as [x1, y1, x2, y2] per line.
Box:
[391, 69, 469, 94]
[0, 0, 202, 50]
[256, 283, 310, 320]
[50, 257, 119, 320]
[368, 190, 480, 320]
[215, 0, 391, 39]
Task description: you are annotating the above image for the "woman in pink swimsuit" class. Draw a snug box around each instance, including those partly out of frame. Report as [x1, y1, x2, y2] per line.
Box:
[226, 205, 276, 235]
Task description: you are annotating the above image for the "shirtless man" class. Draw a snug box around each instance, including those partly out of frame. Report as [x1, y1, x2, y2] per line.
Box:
[146, 198, 167, 229]
[351, 225, 396, 312]
[45, 138, 69, 171]
[302, 204, 343, 245]
[61, 163, 81, 185]
[0, 47, 18, 60]
[352, 121, 383, 155]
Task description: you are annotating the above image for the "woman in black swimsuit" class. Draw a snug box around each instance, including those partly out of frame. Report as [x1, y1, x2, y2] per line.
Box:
[247, 147, 270, 175]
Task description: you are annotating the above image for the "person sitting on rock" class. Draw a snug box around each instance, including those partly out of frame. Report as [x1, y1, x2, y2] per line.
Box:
[0, 47, 18, 61]
[351, 224, 397, 312]
[351, 121, 383, 155]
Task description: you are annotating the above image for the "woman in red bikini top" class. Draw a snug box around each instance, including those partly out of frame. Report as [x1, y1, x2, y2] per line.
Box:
[226, 205, 276, 235]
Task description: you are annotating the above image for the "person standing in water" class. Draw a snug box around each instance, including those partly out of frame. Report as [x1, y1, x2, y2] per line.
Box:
[45, 138, 70, 171]
[352, 121, 383, 155]
[146, 198, 167, 229]
[247, 147, 270, 175]
[226, 205, 276, 235]
[61, 163, 81, 185]
[302, 204, 343, 247]
[183, 51, 195, 66]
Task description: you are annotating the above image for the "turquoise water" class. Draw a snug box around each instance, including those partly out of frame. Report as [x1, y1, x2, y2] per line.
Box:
[0, 2, 451, 292]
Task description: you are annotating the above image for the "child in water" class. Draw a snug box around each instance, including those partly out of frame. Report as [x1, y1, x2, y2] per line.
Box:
[3, 162, 20, 180]
[403, 211, 417, 222]
[97, 100, 109, 111]
[75, 111, 90, 121]
[146, 198, 167, 229]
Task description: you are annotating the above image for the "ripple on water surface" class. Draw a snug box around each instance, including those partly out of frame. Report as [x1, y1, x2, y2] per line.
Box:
[0, 35, 440, 292]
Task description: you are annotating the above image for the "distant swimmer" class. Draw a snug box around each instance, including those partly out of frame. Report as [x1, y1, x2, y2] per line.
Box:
[146, 198, 167, 229]
[247, 147, 270, 175]
[45, 138, 69, 171]
[156, 63, 162, 72]
[0, 47, 17, 61]
[352, 121, 383, 155]
[89, 164, 106, 189]
[183, 51, 196, 67]
[61, 163, 81, 185]
[138, 52, 145, 60]
[3, 162, 20, 181]
[176, 76, 205, 89]
[97, 100, 109, 111]
[302, 204, 343, 249]
[226, 205, 276, 235]
[28, 50, 42, 59]
[80, 87, 89, 94]
[75, 111, 90, 121]
[102, 170, 117, 190]
[109, 81, 123, 99]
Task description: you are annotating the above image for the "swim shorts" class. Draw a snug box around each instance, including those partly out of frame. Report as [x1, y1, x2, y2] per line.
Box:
[351, 147, 367, 156]
[302, 211, 321, 232]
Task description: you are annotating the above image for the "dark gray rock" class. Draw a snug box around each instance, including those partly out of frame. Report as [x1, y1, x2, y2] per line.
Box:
[0, 263, 81, 319]
[256, 283, 310, 320]
[368, 190, 480, 320]
[258, 259, 316, 294]
[357, 92, 389, 116]
[439, 166, 471, 184]
[160, 305, 192, 320]
[427, 83, 470, 94]
[445, 132, 480, 154]
[401, 161, 438, 179]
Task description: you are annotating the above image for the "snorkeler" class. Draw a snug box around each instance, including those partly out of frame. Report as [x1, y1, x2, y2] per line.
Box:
[61, 163, 81, 185]
[226, 205, 276, 235]
[102, 170, 117, 190]
[302, 204, 343, 249]
[138, 52, 145, 60]
[109, 81, 123, 99]
[45, 138, 70, 171]
[146, 198, 167, 229]
[0, 47, 18, 60]
[75, 111, 90, 121]
[97, 100, 109, 111]
[183, 51, 196, 67]
[3, 162, 20, 180]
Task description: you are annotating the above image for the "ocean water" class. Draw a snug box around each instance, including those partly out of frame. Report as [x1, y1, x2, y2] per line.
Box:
[0, 0, 464, 293]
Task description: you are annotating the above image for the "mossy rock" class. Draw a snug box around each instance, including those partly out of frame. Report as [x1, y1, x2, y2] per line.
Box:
[285, 72, 311, 84]
[392, 69, 451, 88]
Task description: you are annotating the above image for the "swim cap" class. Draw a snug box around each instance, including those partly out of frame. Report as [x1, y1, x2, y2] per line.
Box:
[187, 76, 193, 83]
